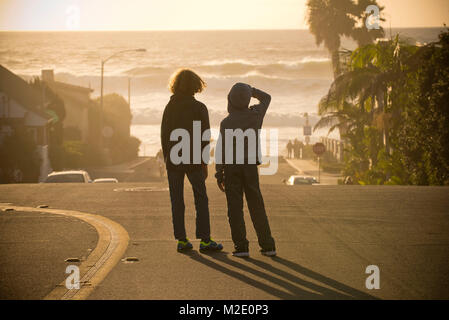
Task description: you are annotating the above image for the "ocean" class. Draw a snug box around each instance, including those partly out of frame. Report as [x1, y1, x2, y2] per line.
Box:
[0, 28, 444, 156]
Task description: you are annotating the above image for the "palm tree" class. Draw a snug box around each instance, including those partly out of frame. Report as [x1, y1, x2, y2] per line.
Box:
[306, 0, 385, 78]
[316, 36, 420, 181]
[307, 0, 356, 78]
[314, 99, 362, 136]
[351, 0, 385, 47]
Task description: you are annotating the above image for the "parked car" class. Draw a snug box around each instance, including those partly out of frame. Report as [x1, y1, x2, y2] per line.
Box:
[93, 178, 118, 183]
[44, 170, 92, 183]
[285, 175, 319, 186]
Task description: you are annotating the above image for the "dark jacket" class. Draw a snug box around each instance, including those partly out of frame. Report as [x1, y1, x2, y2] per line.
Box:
[215, 83, 271, 182]
[161, 93, 210, 171]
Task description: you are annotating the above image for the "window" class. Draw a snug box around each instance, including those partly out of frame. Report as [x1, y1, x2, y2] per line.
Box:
[45, 174, 85, 183]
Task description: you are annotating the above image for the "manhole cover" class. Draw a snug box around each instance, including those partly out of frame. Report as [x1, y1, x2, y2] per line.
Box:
[114, 187, 169, 192]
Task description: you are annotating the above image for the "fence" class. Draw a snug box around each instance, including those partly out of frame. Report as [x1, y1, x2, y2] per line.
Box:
[320, 137, 345, 162]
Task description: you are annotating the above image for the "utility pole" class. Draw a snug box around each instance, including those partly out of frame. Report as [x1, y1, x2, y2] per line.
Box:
[128, 78, 131, 107]
[100, 48, 145, 147]
[100, 60, 105, 147]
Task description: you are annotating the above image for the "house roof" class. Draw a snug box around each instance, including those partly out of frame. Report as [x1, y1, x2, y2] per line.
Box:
[0, 65, 52, 121]
[44, 79, 94, 110]
[47, 80, 94, 94]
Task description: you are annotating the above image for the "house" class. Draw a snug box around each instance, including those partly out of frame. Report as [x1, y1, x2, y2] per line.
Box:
[41, 69, 101, 146]
[0, 65, 54, 182]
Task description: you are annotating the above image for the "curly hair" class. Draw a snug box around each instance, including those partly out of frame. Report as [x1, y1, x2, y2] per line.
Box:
[168, 69, 206, 96]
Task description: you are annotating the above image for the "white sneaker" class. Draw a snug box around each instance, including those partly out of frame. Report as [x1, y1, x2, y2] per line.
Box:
[261, 250, 277, 257]
[232, 251, 250, 257]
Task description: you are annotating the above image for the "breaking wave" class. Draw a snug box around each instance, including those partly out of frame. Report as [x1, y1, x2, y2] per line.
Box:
[122, 58, 332, 80]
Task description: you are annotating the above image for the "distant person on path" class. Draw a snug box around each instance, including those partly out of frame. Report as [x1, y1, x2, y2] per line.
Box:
[287, 140, 293, 159]
[293, 139, 300, 159]
[161, 69, 223, 253]
[156, 148, 163, 160]
[215, 83, 276, 257]
[156, 149, 165, 178]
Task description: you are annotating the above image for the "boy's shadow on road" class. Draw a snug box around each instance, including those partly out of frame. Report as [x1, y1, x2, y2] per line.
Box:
[183, 250, 378, 300]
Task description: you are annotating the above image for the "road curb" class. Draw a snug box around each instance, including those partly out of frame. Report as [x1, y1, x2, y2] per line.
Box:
[0, 205, 129, 300]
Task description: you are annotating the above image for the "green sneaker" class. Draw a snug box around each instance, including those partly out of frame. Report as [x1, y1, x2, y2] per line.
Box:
[177, 239, 193, 252]
[199, 239, 223, 252]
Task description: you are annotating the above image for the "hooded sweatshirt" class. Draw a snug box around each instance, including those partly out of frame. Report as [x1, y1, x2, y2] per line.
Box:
[215, 83, 271, 182]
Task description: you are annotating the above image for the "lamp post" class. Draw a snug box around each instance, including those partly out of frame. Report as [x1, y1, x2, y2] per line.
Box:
[99, 48, 146, 141]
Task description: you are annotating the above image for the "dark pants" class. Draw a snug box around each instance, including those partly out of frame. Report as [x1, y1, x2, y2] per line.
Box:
[224, 164, 275, 251]
[167, 168, 210, 240]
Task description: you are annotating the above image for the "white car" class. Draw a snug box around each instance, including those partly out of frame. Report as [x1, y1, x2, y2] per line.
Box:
[44, 170, 92, 183]
[285, 175, 319, 186]
[93, 178, 119, 183]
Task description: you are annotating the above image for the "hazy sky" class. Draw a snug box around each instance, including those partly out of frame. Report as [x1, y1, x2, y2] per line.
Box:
[0, 0, 448, 31]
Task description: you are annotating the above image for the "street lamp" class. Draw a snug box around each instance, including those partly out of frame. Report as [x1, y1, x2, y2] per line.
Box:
[99, 48, 146, 140]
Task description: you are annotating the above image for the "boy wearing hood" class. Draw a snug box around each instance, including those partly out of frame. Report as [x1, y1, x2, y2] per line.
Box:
[215, 83, 276, 257]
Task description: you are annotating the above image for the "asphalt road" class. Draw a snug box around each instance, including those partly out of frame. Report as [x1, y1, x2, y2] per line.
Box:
[1, 161, 448, 300]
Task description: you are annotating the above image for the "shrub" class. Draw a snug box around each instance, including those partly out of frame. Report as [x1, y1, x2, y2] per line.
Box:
[0, 129, 41, 183]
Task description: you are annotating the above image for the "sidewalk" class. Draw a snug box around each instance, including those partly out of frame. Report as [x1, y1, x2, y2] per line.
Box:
[88, 157, 163, 182]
